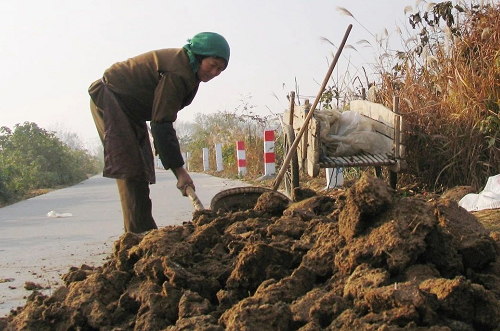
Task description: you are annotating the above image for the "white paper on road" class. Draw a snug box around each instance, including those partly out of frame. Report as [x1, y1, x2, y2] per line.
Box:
[47, 210, 73, 218]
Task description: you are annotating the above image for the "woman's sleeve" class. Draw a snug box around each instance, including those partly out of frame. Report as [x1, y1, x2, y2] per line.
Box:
[150, 121, 184, 170]
[151, 72, 188, 122]
[150, 73, 188, 169]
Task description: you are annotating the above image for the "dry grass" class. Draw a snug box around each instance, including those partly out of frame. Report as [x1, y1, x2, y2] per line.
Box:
[373, 2, 500, 191]
[0, 188, 55, 208]
[474, 209, 500, 233]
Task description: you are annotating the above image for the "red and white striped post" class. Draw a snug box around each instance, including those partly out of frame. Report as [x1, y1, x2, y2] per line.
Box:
[264, 130, 275, 176]
[236, 141, 247, 176]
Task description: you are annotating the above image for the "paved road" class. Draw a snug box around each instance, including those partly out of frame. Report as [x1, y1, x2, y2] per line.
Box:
[0, 170, 249, 317]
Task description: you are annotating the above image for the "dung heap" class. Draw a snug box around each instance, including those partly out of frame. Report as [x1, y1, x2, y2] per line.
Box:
[1, 173, 500, 331]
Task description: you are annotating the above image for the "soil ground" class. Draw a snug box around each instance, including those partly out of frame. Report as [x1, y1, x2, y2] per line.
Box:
[1, 173, 499, 331]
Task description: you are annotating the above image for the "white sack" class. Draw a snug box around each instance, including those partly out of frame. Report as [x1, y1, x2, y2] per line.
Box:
[459, 174, 500, 212]
[320, 110, 392, 156]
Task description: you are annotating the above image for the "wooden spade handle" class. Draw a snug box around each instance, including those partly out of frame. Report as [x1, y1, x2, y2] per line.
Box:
[185, 186, 205, 211]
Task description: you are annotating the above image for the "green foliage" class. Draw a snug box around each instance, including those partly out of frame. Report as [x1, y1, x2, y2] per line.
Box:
[222, 143, 236, 170]
[479, 114, 500, 148]
[319, 86, 340, 109]
[0, 168, 10, 202]
[0, 122, 101, 203]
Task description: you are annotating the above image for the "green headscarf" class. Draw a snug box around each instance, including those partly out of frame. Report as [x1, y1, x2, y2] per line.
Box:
[183, 32, 230, 73]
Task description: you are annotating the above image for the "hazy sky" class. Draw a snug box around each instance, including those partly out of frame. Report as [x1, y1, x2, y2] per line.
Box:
[1, 0, 416, 148]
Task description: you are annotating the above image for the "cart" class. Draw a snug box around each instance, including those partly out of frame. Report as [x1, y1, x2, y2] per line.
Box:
[281, 92, 406, 198]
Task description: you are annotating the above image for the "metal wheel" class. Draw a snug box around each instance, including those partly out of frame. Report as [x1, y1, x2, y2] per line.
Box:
[283, 125, 299, 198]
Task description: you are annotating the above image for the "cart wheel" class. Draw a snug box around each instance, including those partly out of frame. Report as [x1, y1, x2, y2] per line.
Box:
[283, 125, 299, 198]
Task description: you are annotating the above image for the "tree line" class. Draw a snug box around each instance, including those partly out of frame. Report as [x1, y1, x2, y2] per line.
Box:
[0, 122, 102, 205]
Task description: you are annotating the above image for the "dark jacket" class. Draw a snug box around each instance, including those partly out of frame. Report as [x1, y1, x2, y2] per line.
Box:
[89, 48, 200, 183]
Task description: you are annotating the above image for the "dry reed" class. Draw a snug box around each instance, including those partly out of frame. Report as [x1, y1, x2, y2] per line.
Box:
[376, 1, 500, 191]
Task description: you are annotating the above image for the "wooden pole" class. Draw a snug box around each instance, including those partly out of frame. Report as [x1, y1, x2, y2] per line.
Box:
[273, 24, 353, 191]
[186, 186, 205, 211]
[393, 96, 400, 159]
[288, 91, 295, 127]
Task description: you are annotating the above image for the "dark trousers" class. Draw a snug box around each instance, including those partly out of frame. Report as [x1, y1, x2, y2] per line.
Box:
[90, 99, 158, 233]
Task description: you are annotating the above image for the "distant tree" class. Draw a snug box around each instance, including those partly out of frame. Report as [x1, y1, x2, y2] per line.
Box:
[0, 122, 100, 202]
[48, 123, 86, 150]
[0, 168, 9, 203]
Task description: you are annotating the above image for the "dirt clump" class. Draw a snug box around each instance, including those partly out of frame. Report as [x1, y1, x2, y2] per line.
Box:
[1, 172, 500, 331]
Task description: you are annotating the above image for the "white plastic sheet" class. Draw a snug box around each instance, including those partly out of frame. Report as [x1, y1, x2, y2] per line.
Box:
[46, 210, 73, 218]
[317, 109, 392, 156]
[459, 174, 500, 212]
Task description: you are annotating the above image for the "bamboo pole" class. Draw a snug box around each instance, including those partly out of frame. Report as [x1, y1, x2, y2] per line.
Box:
[273, 24, 353, 191]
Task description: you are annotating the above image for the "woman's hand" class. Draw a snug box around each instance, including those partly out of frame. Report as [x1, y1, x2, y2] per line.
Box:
[172, 166, 194, 196]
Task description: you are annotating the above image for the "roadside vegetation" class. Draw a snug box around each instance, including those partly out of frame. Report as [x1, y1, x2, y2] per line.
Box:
[0, 122, 102, 206]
